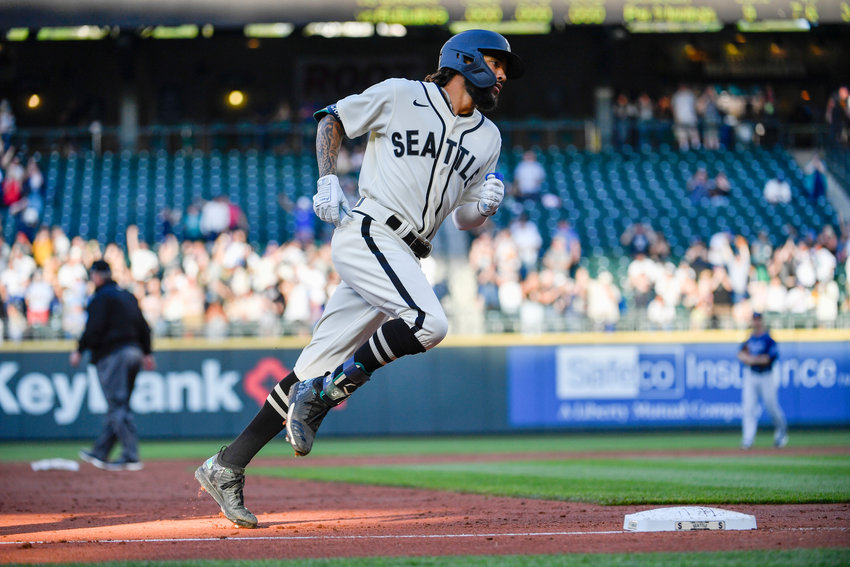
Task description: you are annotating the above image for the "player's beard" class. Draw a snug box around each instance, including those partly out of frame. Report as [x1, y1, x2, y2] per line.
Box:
[465, 80, 498, 112]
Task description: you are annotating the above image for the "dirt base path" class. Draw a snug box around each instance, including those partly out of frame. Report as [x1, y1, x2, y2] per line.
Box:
[1, 453, 848, 564]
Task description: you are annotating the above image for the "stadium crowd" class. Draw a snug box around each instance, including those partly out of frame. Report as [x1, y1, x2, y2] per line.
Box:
[1, 83, 849, 342]
[469, 221, 849, 333]
[0, 208, 848, 342]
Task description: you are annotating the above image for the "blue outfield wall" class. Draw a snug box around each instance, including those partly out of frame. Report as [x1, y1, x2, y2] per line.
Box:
[509, 341, 850, 429]
[0, 331, 848, 440]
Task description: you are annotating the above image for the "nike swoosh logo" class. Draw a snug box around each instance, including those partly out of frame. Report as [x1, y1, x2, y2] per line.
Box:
[413, 100, 428, 107]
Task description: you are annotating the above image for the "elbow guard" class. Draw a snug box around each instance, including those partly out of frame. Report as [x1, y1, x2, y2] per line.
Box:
[313, 104, 340, 123]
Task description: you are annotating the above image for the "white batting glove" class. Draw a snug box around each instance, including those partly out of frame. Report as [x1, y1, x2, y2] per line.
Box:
[313, 174, 352, 227]
[477, 174, 505, 217]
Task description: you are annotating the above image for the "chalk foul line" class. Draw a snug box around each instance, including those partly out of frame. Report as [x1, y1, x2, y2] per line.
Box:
[1, 526, 848, 546]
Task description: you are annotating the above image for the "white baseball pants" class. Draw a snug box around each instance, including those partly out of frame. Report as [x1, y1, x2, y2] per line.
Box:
[292, 212, 448, 381]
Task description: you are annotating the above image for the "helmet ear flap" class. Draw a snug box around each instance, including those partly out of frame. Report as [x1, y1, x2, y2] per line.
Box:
[446, 48, 497, 88]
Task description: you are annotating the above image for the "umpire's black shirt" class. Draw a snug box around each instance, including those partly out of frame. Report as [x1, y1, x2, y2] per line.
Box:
[77, 279, 152, 364]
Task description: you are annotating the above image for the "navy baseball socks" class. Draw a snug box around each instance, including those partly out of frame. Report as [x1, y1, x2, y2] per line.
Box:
[195, 371, 299, 528]
[219, 371, 299, 468]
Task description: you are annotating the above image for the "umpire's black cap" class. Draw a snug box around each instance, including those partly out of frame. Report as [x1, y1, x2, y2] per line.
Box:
[89, 259, 111, 275]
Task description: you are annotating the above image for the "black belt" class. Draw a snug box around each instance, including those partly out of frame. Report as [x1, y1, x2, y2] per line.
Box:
[385, 215, 432, 259]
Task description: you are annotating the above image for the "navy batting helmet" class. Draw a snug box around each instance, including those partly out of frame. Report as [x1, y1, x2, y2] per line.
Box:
[438, 29, 525, 89]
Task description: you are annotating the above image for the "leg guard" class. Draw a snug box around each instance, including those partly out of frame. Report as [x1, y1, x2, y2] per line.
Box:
[322, 361, 371, 404]
[286, 362, 370, 457]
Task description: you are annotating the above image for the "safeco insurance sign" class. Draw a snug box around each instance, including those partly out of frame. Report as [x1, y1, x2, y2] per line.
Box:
[509, 342, 850, 428]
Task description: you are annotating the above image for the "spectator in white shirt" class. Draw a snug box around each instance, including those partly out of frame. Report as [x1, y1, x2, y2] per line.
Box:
[794, 241, 817, 289]
[24, 269, 54, 326]
[512, 150, 546, 201]
[671, 84, 700, 150]
[813, 243, 837, 283]
[200, 196, 231, 241]
[647, 294, 676, 330]
[785, 277, 814, 314]
[587, 270, 621, 331]
[815, 279, 839, 327]
[764, 275, 787, 314]
[509, 213, 543, 276]
[764, 172, 792, 204]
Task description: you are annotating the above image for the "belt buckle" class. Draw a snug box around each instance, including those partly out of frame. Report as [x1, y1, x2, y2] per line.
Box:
[411, 238, 432, 259]
[387, 214, 430, 258]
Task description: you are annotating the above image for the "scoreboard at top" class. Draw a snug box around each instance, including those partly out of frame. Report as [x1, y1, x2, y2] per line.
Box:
[352, 0, 850, 27]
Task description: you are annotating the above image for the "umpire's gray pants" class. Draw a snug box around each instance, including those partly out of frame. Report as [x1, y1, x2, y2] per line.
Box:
[91, 345, 143, 461]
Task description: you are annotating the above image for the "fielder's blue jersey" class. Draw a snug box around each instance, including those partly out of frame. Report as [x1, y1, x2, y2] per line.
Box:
[741, 331, 778, 372]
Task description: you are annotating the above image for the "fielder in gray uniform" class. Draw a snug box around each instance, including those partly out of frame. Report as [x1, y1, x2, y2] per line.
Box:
[737, 312, 788, 449]
[195, 29, 523, 528]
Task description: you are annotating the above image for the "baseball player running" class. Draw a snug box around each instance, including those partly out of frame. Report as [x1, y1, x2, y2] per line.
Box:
[195, 29, 524, 528]
[737, 312, 788, 450]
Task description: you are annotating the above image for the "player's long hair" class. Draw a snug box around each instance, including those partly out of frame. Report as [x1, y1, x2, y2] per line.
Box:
[424, 68, 457, 87]
[425, 67, 499, 113]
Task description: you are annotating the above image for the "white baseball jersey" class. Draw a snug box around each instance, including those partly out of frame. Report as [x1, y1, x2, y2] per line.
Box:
[292, 77, 503, 381]
[335, 77, 500, 240]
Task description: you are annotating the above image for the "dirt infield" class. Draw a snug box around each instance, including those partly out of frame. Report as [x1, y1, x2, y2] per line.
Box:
[1, 451, 849, 564]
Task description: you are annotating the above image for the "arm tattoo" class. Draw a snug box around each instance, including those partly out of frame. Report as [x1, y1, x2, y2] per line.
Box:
[316, 116, 344, 177]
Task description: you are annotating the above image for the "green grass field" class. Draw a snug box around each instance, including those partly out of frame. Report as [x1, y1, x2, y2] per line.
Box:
[3, 431, 850, 505]
[4, 429, 848, 462]
[3, 430, 849, 566]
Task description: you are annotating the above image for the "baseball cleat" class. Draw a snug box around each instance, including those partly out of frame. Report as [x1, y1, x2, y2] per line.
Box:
[285, 377, 334, 457]
[106, 458, 144, 471]
[774, 433, 789, 448]
[79, 449, 110, 470]
[194, 450, 257, 528]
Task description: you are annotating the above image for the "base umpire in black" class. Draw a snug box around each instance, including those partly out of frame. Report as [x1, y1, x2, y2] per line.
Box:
[71, 260, 155, 471]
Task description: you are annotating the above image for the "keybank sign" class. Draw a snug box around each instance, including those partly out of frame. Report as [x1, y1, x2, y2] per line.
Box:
[0, 360, 242, 425]
[0, 350, 295, 439]
[510, 342, 850, 428]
